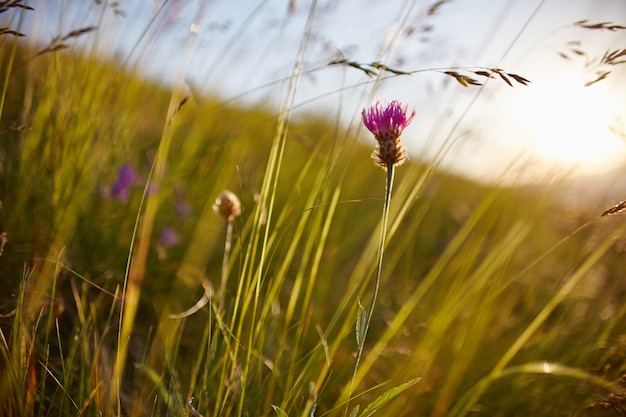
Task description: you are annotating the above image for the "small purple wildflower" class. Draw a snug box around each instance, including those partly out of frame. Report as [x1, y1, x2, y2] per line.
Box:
[111, 164, 139, 202]
[173, 184, 192, 218]
[175, 199, 192, 217]
[158, 227, 181, 249]
[361, 100, 416, 169]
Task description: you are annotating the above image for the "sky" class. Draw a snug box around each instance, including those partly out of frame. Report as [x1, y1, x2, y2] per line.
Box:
[23, 0, 626, 186]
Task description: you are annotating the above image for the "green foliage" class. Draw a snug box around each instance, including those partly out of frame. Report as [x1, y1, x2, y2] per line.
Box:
[358, 377, 421, 417]
[0, 10, 625, 417]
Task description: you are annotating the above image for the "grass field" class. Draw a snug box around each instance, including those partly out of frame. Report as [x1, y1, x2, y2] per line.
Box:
[1, 2, 626, 417]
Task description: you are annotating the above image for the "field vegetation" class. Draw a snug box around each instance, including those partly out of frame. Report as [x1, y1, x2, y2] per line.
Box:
[0, 2, 626, 417]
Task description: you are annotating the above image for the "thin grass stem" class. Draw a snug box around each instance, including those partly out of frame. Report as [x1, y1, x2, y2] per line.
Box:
[449, 221, 626, 417]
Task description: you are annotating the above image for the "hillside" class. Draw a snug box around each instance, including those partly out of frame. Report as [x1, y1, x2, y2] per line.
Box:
[0, 39, 625, 417]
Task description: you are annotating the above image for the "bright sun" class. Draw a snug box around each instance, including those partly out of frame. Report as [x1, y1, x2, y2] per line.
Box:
[510, 73, 624, 174]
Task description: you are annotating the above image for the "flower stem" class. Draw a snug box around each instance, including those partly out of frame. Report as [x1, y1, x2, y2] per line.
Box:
[218, 219, 234, 313]
[346, 164, 395, 412]
[367, 164, 395, 344]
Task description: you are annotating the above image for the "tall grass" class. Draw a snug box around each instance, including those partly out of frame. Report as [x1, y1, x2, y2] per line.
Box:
[0, 2, 625, 417]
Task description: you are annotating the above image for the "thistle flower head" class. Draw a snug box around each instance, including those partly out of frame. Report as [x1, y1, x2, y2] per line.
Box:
[213, 190, 241, 222]
[362, 100, 416, 169]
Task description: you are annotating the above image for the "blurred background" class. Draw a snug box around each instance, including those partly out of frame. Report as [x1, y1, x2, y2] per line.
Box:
[28, 0, 626, 192]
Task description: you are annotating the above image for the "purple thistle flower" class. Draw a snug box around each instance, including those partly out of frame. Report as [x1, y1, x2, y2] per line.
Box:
[361, 100, 416, 169]
[111, 164, 139, 202]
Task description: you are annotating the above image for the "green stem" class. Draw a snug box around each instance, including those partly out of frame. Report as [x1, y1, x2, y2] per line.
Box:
[218, 219, 234, 313]
[367, 164, 395, 346]
[346, 164, 395, 413]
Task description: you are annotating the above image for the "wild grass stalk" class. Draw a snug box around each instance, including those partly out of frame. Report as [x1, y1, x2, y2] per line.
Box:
[111, 3, 207, 412]
[449, 219, 626, 417]
[213, 3, 321, 416]
[0, 268, 28, 416]
[0, 7, 23, 121]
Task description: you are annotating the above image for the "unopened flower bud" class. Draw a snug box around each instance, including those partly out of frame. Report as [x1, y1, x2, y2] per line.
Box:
[213, 190, 241, 221]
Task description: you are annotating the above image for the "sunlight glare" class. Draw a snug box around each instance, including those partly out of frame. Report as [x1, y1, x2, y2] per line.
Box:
[513, 74, 624, 173]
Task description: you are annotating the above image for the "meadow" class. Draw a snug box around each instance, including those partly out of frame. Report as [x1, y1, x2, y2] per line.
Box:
[1, 2, 626, 417]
